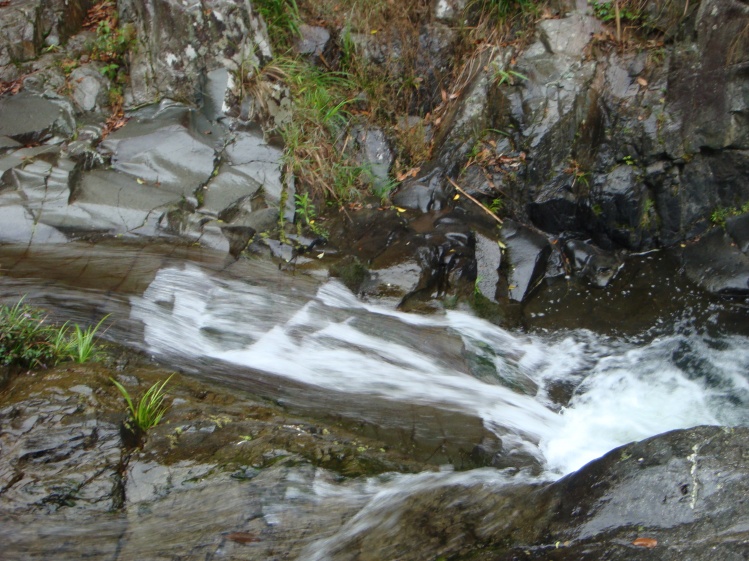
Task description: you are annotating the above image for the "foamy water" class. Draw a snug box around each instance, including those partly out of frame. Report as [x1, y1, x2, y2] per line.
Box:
[131, 264, 749, 476]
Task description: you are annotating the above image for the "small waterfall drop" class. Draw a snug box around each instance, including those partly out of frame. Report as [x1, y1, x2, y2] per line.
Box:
[131, 263, 749, 475]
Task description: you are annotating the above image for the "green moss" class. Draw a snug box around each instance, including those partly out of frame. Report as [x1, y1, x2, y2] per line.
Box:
[330, 256, 369, 293]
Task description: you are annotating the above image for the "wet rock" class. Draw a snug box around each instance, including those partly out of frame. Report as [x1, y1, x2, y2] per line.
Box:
[530, 426, 749, 561]
[0, 385, 122, 515]
[392, 166, 449, 212]
[474, 232, 502, 300]
[667, 0, 749, 153]
[350, 125, 394, 195]
[310, 426, 749, 561]
[514, 15, 602, 186]
[99, 102, 218, 199]
[563, 239, 623, 288]
[0, 1, 42, 76]
[681, 227, 749, 295]
[501, 220, 551, 302]
[413, 22, 458, 114]
[119, 0, 272, 107]
[0, 200, 68, 244]
[0, 93, 75, 145]
[221, 130, 289, 218]
[726, 213, 749, 254]
[68, 64, 110, 114]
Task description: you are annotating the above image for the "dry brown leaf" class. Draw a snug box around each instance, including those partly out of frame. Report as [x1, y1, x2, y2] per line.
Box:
[226, 531, 259, 544]
[636, 77, 648, 87]
[632, 537, 658, 548]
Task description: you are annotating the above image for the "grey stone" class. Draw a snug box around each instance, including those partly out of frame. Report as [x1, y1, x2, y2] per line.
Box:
[296, 24, 331, 57]
[119, 0, 272, 108]
[69, 64, 110, 114]
[681, 227, 749, 295]
[563, 239, 624, 288]
[392, 167, 449, 212]
[99, 104, 217, 198]
[474, 232, 502, 299]
[350, 126, 393, 195]
[0, 93, 75, 145]
[501, 220, 551, 302]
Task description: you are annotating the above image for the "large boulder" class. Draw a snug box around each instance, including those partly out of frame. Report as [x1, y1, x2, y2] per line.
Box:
[306, 426, 749, 561]
[118, 0, 272, 108]
[0, 0, 94, 81]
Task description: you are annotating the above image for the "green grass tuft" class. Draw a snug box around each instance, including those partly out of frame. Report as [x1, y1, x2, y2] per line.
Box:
[111, 375, 174, 433]
[0, 299, 109, 369]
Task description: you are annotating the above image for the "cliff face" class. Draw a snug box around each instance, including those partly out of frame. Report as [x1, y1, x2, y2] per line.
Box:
[424, 0, 749, 252]
[0, 0, 747, 305]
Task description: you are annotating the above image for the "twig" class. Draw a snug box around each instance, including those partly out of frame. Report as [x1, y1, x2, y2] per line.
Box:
[614, 0, 622, 43]
[446, 176, 503, 225]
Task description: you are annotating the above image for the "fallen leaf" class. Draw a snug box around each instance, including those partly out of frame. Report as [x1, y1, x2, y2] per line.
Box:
[453, 194, 460, 200]
[226, 532, 259, 544]
[497, 240, 507, 249]
[394, 207, 407, 213]
[636, 77, 648, 87]
[632, 537, 658, 548]
[136, 178, 145, 185]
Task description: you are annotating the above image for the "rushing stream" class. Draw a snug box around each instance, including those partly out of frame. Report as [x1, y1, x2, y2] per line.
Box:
[1, 242, 749, 559]
[130, 262, 749, 475]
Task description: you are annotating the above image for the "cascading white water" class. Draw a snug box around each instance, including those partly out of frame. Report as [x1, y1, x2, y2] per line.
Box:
[131, 263, 749, 476]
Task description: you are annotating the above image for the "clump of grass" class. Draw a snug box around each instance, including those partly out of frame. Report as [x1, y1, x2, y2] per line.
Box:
[111, 374, 174, 434]
[0, 299, 59, 369]
[71, 315, 110, 363]
[0, 299, 109, 369]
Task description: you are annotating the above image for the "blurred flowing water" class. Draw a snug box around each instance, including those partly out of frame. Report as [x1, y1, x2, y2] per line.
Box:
[130, 262, 749, 475]
[1, 242, 749, 558]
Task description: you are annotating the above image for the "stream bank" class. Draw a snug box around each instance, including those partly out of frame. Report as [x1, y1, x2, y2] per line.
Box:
[1, 0, 749, 559]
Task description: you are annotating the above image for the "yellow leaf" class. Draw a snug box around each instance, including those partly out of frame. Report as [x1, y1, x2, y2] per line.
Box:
[136, 178, 145, 184]
[497, 240, 507, 249]
[317, 252, 325, 259]
[371, 29, 378, 34]
[395, 207, 407, 213]
[453, 194, 460, 200]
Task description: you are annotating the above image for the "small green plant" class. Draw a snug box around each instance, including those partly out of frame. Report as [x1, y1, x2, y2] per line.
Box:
[0, 299, 58, 369]
[253, 0, 301, 47]
[71, 315, 110, 363]
[474, 275, 484, 297]
[622, 155, 635, 166]
[111, 374, 174, 433]
[493, 68, 528, 86]
[486, 198, 504, 214]
[294, 192, 317, 231]
[589, 0, 641, 23]
[0, 299, 107, 368]
[710, 202, 749, 228]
